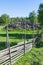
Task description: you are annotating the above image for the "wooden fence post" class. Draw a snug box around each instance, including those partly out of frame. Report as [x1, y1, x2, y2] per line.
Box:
[24, 21, 26, 55]
[6, 17, 11, 65]
[24, 40, 25, 55]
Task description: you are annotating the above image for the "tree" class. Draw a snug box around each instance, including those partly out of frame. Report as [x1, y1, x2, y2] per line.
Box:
[38, 3, 43, 26]
[38, 3, 43, 40]
[0, 14, 10, 24]
[29, 11, 36, 24]
[29, 11, 37, 47]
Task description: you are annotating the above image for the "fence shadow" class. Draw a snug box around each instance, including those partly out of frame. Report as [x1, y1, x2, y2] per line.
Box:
[0, 33, 37, 39]
[0, 42, 17, 50]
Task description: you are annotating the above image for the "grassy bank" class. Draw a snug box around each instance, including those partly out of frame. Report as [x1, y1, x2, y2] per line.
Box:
[0, 26, 41, 50]
[13, 48, 43, 65]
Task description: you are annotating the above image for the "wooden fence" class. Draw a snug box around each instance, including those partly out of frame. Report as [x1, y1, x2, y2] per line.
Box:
[0, 39, 34, 65]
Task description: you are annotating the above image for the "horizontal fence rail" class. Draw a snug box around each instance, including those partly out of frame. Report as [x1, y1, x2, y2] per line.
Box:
[0, 39, 35, 65]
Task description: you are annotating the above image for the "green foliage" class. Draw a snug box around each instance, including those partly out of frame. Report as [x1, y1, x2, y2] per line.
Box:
[0, 14, 11, 24]
[29, 11, 37, 24]
[0, 26, 39, 50]
[10, 17, 29, 23]
[0, 14, 31, 25]
[14, 48, 43, 65]
[38, 3, 43, 25]
[11, 17, 20, 23]
[35, 39, 43, 48]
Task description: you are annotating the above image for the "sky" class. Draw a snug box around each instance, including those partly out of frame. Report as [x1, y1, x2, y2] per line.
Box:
[0, 0, 43, 17]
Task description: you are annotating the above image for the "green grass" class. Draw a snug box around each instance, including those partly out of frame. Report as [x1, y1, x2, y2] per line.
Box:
[0, 26, 41, 50]
[13, 48, 43, 65]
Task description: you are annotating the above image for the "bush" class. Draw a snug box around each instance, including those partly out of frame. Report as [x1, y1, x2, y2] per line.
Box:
[31, 61, 41, 65]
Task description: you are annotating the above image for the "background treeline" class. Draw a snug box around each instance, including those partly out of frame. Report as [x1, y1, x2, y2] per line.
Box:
[0, 3, 43, 28]
[0, 11, 38, 25]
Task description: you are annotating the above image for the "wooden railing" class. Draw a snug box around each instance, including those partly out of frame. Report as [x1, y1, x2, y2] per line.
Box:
[0, 39, 34, 65]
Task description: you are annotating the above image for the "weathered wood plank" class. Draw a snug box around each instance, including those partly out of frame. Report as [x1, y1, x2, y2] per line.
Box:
[0, 39, 34, 65]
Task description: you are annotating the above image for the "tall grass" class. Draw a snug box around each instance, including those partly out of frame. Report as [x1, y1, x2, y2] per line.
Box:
[14, 48, 43, 65]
